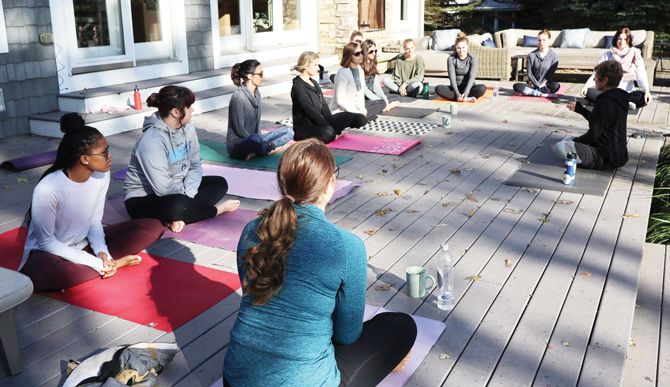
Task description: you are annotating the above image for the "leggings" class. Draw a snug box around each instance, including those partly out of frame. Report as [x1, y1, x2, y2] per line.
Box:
[125, 176, 228, 224]
[293, 112, 367, 144]
[228, 127, 294, 160]
[382, 77, 423, 97]
[512, 81, 560, 95]
[20, 218, 164, 292]
[364, 99, 386, 120]
[435, 83, 487, 100]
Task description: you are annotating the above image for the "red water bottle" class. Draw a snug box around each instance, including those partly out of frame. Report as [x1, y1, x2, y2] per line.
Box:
[133, 85, 142, 110]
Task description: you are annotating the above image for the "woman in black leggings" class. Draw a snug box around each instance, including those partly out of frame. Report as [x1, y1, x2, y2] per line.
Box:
[435, 33, 487, 102]
[123, 85, 240, 232]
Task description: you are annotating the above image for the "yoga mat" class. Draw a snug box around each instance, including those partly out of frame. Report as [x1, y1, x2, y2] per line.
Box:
[201, 164, 361, 202]
[276, 118, 437, 137]
[0, 228, 242, 332]
[327, 133, 421, 155]
[380, 107, 436, 119]
[199, 140, 353, 170]
[0, 150, 57, 172]
[505, 141, 615, 196]
[210, 305, 445, 387]
[509, 85, 569, 102]
[102, 195, 257, 251]
[433, 87, 494, 104]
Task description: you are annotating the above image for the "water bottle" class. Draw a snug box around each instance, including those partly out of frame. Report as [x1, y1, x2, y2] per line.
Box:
[563, 152, 576, 185]
[422, 82, 430, 99]
[436, 243, 455, 311]
[493, 82, 499, 98]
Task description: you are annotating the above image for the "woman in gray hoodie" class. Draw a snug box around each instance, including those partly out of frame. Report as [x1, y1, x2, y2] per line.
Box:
[124, 85, 240, 233]
[227, 60, 293, 160]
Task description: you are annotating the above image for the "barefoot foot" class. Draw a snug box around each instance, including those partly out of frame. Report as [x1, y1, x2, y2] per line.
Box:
[115, 254, 143, 269]
[216, 199, 241, 215]
[269, 143, 292, 155]
[167, 220, 185, 233]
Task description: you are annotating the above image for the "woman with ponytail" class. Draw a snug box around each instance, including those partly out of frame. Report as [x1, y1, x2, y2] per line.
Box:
[124, 85, 240, 233]
[20, 113, 163, 291]
[290, 51, 367, 143]
[223, 139, 417, 386]
[227, 59, 294, 160]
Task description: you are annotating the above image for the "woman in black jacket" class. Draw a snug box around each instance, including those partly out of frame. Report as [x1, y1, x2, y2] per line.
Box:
[291, 51, 366, 143]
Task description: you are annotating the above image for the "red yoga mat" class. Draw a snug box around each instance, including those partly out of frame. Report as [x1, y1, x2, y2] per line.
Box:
[434, 87, 494, 104]
[0, 227, 241, 332]
[327, 133, 421, 155]
[509, 85, 568, 102]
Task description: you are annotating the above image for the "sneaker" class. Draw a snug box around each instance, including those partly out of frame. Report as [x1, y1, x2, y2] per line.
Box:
[628, 101, 637, 110]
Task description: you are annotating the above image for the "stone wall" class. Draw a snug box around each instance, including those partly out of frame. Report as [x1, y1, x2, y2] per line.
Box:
[185, 0, 214, 73]
[0, 0, 59, 138]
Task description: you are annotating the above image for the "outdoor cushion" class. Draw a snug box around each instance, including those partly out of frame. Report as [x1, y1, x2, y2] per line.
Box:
[559, 28, 590, 48]
[482, 37, 495, 48]
[432, 29, 460, 51]
[523, 35, 538, 47]
[603, 35, 614, 48]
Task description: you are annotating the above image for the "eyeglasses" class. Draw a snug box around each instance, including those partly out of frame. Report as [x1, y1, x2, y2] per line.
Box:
[252, 71, 264, 77]
[353, 51, 363, 57]
[89, 149, 110, 159]
[333, 166, 340, 178]
[368, 49, 377, 55]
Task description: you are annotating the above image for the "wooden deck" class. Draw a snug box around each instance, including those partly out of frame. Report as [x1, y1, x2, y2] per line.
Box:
[0, 80, 668, 386]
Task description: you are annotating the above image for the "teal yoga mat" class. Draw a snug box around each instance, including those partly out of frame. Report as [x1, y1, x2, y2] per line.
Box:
[199, 140, 353, 169]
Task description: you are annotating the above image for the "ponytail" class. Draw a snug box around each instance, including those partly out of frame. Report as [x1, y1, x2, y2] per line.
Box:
[231, 59, 261, 86]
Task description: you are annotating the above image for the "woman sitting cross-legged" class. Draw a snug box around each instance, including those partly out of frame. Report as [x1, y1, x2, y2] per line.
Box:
[291, 51, 367, 143]
[20, 113, 164, 292]
[331, 42, 386, 121]
[222, 139, 417, 387]
[512, 28, 560, 97]
[580, 26, 651, 109]
[227, 59, 294, 160]
[361, 39, 400, 112]
[435, 33, 487, 102]
[124, 85, 240, 233]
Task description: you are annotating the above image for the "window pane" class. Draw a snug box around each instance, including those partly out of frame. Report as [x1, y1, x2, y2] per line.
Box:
[358, 0, 385, 30]
[253, 0, 273, 32]
[74, 0, 125, 54]
[219, 1, 241, 36]
[283, 0, 299, 31]
[131, 0, 162, 43]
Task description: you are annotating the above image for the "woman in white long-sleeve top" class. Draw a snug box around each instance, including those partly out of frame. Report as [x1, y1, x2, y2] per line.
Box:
[361, 39, 400, 112]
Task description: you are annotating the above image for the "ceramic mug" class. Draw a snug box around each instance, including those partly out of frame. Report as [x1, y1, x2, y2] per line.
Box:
[442, 114, 451, 128]
[406, 266, 436, 298]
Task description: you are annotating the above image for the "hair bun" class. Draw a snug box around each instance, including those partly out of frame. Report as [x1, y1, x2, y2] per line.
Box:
[146, 92, 160, 107]
[59, 113, 86, 134]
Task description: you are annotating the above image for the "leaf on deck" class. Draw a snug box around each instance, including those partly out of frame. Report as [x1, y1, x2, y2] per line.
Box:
[449, 168, 462, 175]
[363, 229, 377, 236]
[406, 209, 420, 213]
[375, 191, 390, 197]
[555, 199, 574, 205]
[393, 188, 402, 196]
[375, 208, 392, 217]
[16, 177, 29, 183]
[504, 259, 513, 267]
[539, 214, 551, 223]
[375, 283, 393, 291]
[579, 271, 592, 277]
[466, 209, 476, 217]
[561, 341, 570, 347]
[439, 353, 450, 360]
[623, 213, 639, 218]
[522, 188, 538, 193]
[466, 192, 478, 202]
[503, 208, 523, 214]
[468, 275, 482, 281]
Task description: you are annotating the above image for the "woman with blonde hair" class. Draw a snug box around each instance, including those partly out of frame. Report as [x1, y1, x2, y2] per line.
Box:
[331, 42, 386, 120]
[435, 33, 487, 101]
[290, 51, 367, 143]
[223, 139, 417, 386]
[361, 39, 400, 112]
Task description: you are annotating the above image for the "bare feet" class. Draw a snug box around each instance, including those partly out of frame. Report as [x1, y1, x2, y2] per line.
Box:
[101, 255, 142, 278]
[167, 220, 185, 233]
[269, 142, 292, 155]
[382, 100, 400, 112]
[216, 199, 241, 215]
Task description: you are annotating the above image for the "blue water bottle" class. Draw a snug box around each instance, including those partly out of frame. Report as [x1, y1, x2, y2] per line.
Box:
[563, 152, 576, 185]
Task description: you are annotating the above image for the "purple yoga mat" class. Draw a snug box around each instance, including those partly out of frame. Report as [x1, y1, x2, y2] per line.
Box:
[102, 195, 257, 251]
[0, 150, 57, 172]
[112, 168, 127, 180]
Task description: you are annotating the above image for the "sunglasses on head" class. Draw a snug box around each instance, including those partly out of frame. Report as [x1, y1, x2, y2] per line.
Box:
[353, 51, 363, 57]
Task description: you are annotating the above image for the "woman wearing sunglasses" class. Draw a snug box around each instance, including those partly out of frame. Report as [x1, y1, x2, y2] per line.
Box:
[331, 42, 386, 121]
[227, 59, 294, 160]
[20, 113, 164, 291]
[361, 39, 400, 112]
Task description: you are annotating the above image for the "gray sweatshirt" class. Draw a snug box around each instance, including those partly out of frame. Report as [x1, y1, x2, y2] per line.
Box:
[527, 49, 559, 89]
[447, 53, 478, 99]
[226, 85, 261, 153]
[124, 112, 202, 200]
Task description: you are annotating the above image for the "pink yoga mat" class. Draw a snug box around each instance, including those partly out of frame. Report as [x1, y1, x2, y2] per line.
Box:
[102, 196, 257, 251]
[509, 85, 568, 102]
[201, 164, 361, 202]
[327, 133, 421, 155]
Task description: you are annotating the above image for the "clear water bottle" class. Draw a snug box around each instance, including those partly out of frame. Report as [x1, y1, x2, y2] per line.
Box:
[563, 152, 576, 185]
[436, 243, 455, 310]
[493, 82, 499, 98]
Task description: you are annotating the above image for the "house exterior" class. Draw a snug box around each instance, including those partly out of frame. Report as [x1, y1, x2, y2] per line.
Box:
[0, 0, 425, 138]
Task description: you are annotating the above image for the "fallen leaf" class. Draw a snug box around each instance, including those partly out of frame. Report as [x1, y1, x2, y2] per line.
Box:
[16, 177, 29, 183]
[466, 209, 476, 217]
[439, 353, 450, 360]
[522, 188, 537, 193]
[363, 229, 377, 236]
[375, 191, 390, 197]
[449, 168, 462, 175]
[555, 200, 574, 205]
[468, 275, 481, 281]
[393, 188, 402, 196]
[466, 193, 478, 202]
[480, 153, 492, 159]
[433, 223, 447, 227]
[406, 209, 420, 213]
[561, 341, 570, 347]
[503, 208, 523, 214]
[375, 208, 392, 217]
[644, 376, 654, 382]
[539, 214, 550, 223]
[505, 259, 513, 267]
[375, 283, 393, 291]
[464, 168, 473, 172]
[503, 119, 509, 123]
[622, 213, 639, 218]
[629, 338, 637, 347]
[521, 158, 530, 164]
[391, 163, 401, 169]
[441, 202, 450, 207]
[579, 271, 592, 277]
[381, 169, 388, 173]
[356, 174, 365, 179]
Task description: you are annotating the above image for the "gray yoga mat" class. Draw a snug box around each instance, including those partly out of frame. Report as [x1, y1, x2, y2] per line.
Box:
[505, 141, 615, 197]
[379, 107, 436, 119]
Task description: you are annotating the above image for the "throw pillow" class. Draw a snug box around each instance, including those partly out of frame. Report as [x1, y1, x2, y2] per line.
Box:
[603, 35, 614, 48]
[523, 35, 538, 47]
[432, 29, 460, 51]
[559, 28, 590, 48]
[482, 37, 496, 48]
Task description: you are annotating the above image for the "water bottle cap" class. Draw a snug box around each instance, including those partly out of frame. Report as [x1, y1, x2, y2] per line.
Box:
[567, 152, 576, 160]
[441, 243, 449, 251]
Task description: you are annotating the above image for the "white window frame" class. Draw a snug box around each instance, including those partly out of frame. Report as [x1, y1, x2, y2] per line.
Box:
[0, 4, 8, 53]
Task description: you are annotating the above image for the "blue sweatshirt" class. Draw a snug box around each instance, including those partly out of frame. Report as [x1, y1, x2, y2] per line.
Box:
[223, 204, 367, 386]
